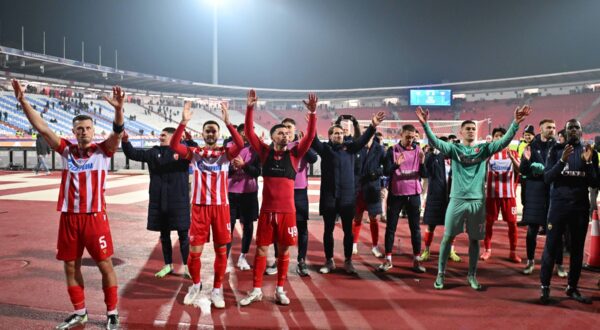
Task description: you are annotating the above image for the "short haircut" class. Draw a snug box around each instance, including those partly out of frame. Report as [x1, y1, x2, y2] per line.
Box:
[328, 124, 344, 136]
[492, 127, 507, 136]
[282, 118, 296, 126]
[439, 136, 449, 142]
[236, 123, 245, 133]
[461, 120, 476, 128]
[539, 119, 554, 126]
[270, 124, 287, 136]
[72, 114, 93, 125]
[203, 120, 220, 130]
[401, 124, 416, 133]
[557, 129, 566, 137]
[162, 127, 176, 134]
[448, 134, 457, 140]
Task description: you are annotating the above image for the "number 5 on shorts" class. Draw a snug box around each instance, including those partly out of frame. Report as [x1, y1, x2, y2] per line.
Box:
[99, 236, 107, 249]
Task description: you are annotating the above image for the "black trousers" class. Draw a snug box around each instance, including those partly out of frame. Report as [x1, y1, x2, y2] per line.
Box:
[322, 200, 355, 260]
[385, 194, 422, 256]
[160, 229, 189, 265]
[227, 218, 254, 257]
[526, 224, 563, 264]
[540, 207, 589, 288]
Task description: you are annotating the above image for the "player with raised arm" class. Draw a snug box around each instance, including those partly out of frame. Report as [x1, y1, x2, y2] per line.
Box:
[239, 90, 317, 306]
[416, 104, 532, 290]
[12, 79, 124, 329]
[169, 101, 244, 309]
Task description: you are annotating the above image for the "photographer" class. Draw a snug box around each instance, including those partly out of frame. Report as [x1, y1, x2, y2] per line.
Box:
[539, 119, 599, 304]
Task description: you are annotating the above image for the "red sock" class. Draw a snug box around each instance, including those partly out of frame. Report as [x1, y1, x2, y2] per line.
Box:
[253, 254, 267, 288]
[103, 286, 118, 312]
[508, 221, 518, 251]
[352, 220, 361, 244]
[213, 246, 227, 289]
[369, 219, 379, 246]
[67, 285, 85, 310]
[188, 252, 202, 285]
[424, 231, 434, 247]
[276, 253, 290, 287]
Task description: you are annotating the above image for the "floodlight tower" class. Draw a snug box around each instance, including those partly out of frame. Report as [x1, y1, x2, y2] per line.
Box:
[211, 0, 221, 85]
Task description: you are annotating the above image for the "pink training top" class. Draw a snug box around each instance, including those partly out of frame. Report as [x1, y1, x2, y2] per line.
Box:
[390, 143, 423, 196]
[228, 145, 259, 193]
[288, 141, 310, 189]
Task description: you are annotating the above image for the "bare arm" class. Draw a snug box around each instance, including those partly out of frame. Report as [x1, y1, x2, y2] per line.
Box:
[100, 86, 126, 154]
[12, 79, 60, 150]
[244, 90, 270, 162]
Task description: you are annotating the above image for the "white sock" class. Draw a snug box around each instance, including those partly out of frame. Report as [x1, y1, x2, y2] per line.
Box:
[107, 309, 118, 316]
[74, 308, 86, 316]
[252, 287, 262, 294]
[276, 286, 284, 293]
[386, 255, 392, 262]
[353, 243, 357, 249]
[212, 288, 221, 294]
[193, 282, 201, 290]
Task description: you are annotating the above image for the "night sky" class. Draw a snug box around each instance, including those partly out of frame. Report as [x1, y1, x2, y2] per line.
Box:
[1, 0, 600, 89]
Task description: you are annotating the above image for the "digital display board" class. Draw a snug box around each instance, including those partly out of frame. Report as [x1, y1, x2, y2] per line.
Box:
[410, 89, 452, 106]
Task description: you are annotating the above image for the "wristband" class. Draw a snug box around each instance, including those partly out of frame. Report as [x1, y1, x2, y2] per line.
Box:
[113, 121, 125, 134]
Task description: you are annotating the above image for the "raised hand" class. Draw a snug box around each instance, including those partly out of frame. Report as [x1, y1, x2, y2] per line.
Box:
[103, 86, 125, 111]
[220, 101, 230, 125]
[523, 145, 531, 161]
[11, 79, 25, 102]
[561, 144, 574, 162]
[418, 148, 425, 164]
[514, 105, 532, 124]
[583, 144, 593, 162]
[181, 101, 193, 124]
[415, 106, 429, 124]
[303, 93, 318, 114]
[371, 111, 386, 127]
[247, 89, 258, 108]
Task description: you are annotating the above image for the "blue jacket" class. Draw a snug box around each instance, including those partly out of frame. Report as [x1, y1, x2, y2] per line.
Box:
[312, 125, 376, 213]
[545, 141, 599, 211]
[423, 151, 449, 225]
[122, 142, 191, 231]
[520, 134, 554, 224]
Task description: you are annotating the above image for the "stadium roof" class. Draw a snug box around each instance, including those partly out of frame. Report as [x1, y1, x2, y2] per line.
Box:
[2, 45, 600, 101]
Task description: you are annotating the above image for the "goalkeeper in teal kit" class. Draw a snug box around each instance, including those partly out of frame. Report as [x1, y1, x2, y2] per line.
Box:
[416, 105, 532, 290]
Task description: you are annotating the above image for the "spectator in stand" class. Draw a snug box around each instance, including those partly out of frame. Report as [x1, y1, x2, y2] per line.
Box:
[34, 132, 51, 175]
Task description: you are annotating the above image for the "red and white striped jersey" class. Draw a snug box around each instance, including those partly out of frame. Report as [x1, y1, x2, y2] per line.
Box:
[486, 149, 518, 198]
[55, 138, 113, 213]
[189, 147, 231, 205]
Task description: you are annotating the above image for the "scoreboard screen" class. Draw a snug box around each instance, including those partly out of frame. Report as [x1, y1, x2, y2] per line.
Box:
[409, 89, 452, 106]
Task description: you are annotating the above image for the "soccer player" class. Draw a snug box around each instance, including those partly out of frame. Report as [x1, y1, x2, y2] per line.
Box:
[352, 133, 385, 259]
[378, 124, 427, 273]
[481, 127, 521, 263]
[227, 123, 261, 271]
[12, 79, 124, 329]
[239, 90, 317, 306]
[312, 112, 386, 275]
[170, 101, 244, 309]
[121, 127, 192, 279]
[420, 136, 462, 263]
[416, 104, 532, 290]
[539, 119, 598, 304]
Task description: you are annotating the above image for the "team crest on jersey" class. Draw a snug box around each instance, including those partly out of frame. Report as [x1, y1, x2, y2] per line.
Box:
[547, 224, 553, 231]
[173, 154, 179, 160]
[474, 147, 480, 153]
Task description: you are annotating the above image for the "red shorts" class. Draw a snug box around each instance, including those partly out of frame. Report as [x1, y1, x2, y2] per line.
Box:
[190, 204, 231, 246]
[486, 197, 517, 223]
[256, 211, 297, 247]
[56, 212, 114, 262]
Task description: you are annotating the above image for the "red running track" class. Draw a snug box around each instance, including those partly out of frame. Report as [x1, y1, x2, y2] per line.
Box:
[0, 171, 598, 329]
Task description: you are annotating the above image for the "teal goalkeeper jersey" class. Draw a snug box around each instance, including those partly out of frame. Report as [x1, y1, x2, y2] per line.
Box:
[423, 121, 519, 200]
